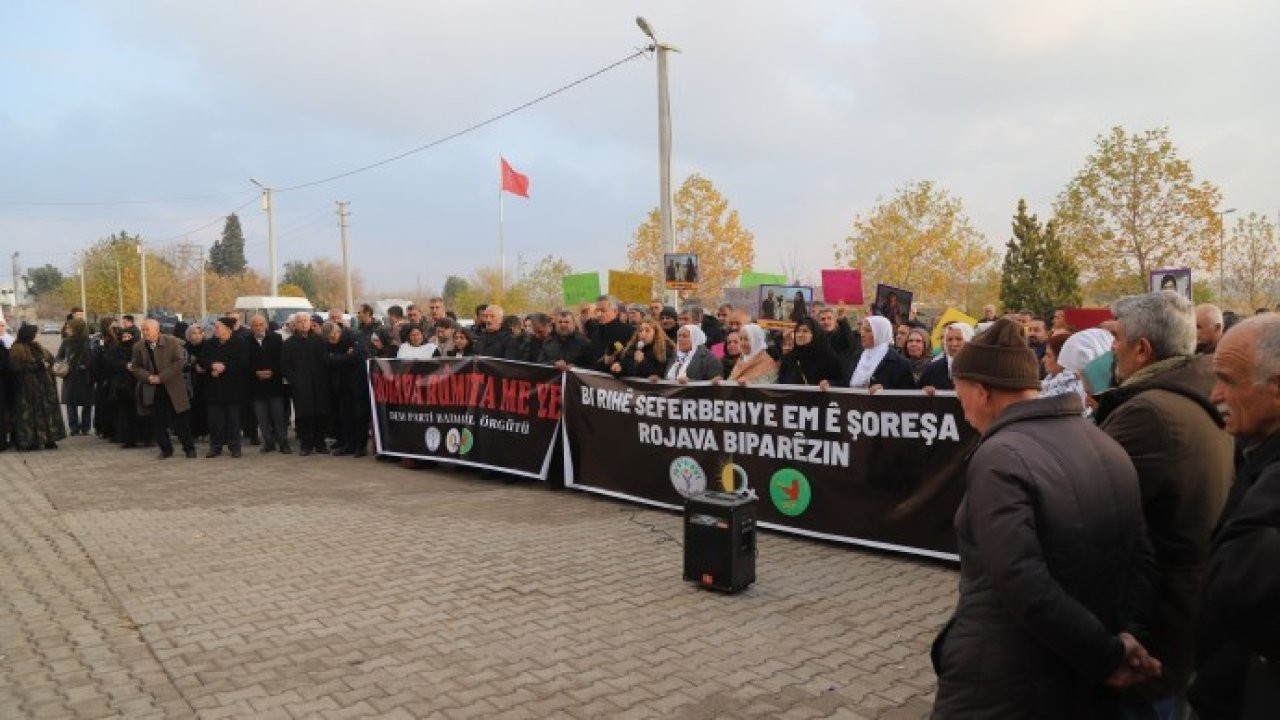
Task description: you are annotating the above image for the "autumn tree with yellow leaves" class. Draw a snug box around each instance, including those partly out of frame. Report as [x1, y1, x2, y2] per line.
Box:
[1053, 126, 1223, 302]
[627, 174, 755, 301]
[834, 180, 997, 313]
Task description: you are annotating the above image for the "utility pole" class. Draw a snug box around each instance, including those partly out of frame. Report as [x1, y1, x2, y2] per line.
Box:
[251, 178, 278, 295]
[78, 253, 87, 314]
[198, 243, 207, 320]
[636, 17, 681, 307]
[137, 241, 148, 317]
[179, 239, 207, 321]
[337, 201, 353, 313]
[114, 256, 124, 316]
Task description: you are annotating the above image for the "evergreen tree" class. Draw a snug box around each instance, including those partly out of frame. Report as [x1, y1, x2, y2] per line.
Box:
[1000, 200, 1081, 318]
[281, 261, 316, 300]
[208, 213, 248, 276]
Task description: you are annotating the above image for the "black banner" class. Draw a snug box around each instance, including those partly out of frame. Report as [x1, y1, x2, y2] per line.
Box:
[369, 357, 563, 479]
[563, 370, 979, 560]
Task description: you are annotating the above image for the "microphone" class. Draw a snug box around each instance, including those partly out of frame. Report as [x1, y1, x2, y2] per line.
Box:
[636, 340, 645, 350]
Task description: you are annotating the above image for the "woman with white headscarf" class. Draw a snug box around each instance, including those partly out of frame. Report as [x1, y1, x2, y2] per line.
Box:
[1042, 327, 1113, 405]
[727, 324, 779, 384]
[666, 324, 722, 383]
[918, 322, 974, 394]
[849, 315, 914, 391]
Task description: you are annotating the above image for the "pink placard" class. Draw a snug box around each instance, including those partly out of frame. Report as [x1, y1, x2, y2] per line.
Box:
[820, 269, 864, 305]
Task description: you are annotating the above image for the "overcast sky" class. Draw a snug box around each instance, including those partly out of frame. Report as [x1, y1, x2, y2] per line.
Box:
[3, 1, 1277, 298]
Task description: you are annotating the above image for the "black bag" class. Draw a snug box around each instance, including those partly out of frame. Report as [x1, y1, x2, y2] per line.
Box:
[140, 383, 156, 408]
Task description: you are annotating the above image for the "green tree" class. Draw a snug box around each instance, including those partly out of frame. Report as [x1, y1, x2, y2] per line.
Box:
[281, 261, 316, 300]
[442, 275, 470, 309]
[26, 264, 65, 298]
[513, 255, 573, 312]
[208, 213, 248, 276]
[626, 174, 755, 301]
[1000, 200, 1081, 317]
[1053, 126, 1222, 301]
[834, 180, 996, 311]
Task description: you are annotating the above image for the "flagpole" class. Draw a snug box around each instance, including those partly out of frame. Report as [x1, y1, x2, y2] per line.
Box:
[498, 163, 506, 293]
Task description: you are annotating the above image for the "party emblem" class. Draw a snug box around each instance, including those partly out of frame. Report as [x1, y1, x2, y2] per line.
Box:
[669, 456, 707, 497]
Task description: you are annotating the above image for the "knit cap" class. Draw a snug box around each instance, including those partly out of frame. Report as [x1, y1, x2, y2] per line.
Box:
[951, 318, 1040, 390]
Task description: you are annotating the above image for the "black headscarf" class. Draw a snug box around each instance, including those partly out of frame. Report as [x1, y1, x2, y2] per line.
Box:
[16, 323, 38, 344]
[778, 317, 844, 386]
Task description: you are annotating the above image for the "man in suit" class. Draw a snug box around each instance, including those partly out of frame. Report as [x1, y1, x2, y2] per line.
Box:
[247, 314, 290, 454]
[129, 318, 196, 459]
[199, 318, 249, 458]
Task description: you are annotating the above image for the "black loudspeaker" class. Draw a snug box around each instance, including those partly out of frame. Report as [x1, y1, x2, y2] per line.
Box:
[683, 491, 757, 593]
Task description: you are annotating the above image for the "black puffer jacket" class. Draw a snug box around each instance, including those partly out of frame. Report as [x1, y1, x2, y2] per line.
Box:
[932, 393, 1153, 719]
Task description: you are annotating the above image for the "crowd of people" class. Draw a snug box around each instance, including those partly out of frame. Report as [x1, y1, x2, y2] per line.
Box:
[0, 289, 1276, 718]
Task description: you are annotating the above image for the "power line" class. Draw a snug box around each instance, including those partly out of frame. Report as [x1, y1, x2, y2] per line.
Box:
[276, 48, 650, 192]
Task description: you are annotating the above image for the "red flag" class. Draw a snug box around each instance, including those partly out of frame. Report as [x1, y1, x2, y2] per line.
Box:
[500, 157, 530, 198]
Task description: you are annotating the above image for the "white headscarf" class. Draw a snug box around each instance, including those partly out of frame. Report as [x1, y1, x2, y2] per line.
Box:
[739, 324, 769, 362]
[1058, 328, 1113, 374]
[667, 324, 708, 380]
[943, 322, 975, 370]
[850, 316, 894, 388]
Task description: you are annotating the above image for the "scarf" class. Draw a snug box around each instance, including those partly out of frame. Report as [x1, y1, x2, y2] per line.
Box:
[849, 316, 893, 388]
[666, 324, 707, 380]
[729, 324, 778, 383]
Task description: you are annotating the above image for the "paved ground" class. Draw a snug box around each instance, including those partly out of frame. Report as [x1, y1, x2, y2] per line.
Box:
[0, 433, 957, 719]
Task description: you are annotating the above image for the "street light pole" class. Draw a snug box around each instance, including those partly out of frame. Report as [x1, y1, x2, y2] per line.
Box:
[137, 241, 148, 317]
[637, 17, 681, 306]
[337, 201, 353, 314]
[1216, 207, 1236, 304]
[78, 255, 87, 315]
[251, 178, 279, 295]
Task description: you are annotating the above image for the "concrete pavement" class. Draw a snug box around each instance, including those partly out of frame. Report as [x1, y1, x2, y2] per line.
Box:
[0, 434, 956, 718]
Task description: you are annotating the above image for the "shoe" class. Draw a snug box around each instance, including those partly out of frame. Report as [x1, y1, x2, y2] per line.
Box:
[248, 437, 260, 446]
[352, 449, 367, 458]
[184, 448, 197, 459]
[230, 448, 242, 458]
[299, 448, 313, 457]
[43, 441, 58, 450]
[205, 450, 222, 458]
[158, 450, 173, 459]
[332, 448, 353, 457]
[312, 446, 329, 455]
[121, 443, 138, 449]
[278, 443, 293, 455]
[260, 444, 274, 453]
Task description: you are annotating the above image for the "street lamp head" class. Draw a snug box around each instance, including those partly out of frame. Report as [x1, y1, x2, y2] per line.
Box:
[636, 16, 657, 41]
[249, 178, 265, 189]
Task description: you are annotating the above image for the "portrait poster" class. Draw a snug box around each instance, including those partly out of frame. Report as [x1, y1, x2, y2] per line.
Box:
[757, 285, 814, 330]
[664, 253, 699, 290]
[1149, 267, 1193, 301]
[872, 284, 913, 328]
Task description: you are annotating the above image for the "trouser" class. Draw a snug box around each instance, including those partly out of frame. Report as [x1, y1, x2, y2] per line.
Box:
[253, 396, 288, 449]
[241, 398, 258, 442]
[207, 402, 242, 452]
[151, 386, 194, 453]
[294, 415, 327, 453]
[65, 404, 92, 434]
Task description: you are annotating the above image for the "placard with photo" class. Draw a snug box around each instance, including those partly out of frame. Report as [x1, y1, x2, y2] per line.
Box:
[1149, 267, 1192, 301]
[664, 253, 699, 289]
[757, 285, 814, 329]
[872, 284, 913, 328]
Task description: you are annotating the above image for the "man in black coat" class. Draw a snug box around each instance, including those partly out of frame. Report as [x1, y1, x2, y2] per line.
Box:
[933, 319, 1160, 718]
[589, 297, 632, 371]
[199, 318, 249, 458]
[323, 323, 369, 457]
[1189, 314, 1280, 719]
[281, 313, 330, 456]
[473, 305, 520, 359]
[247, 314, 290, 454]
[517, 313, 552, 364]
[538, 311, 594, 368]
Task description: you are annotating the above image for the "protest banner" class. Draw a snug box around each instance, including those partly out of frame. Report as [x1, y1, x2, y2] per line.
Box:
[368, 357, 563, 479]
[563, 370, 978, 560]
[930, 307, 979, 351]
[739, 271, 787, 288]
[820, 269, 864, 305]
[664, 253, 699, 290]
[872, 284, 913, 328]
[609, 270, 653, 304]
[1062, 307, 1113, 330]
[562, 272, 602, 306]
[757, 284, 814, 330]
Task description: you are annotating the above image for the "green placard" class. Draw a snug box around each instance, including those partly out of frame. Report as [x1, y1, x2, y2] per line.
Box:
[562, 272, 602, 306]
[740, 271, 787, 288]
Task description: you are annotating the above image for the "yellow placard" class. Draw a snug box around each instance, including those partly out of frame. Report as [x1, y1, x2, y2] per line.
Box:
[931, 307, 979, 351]
[608, 270, 654, 304]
